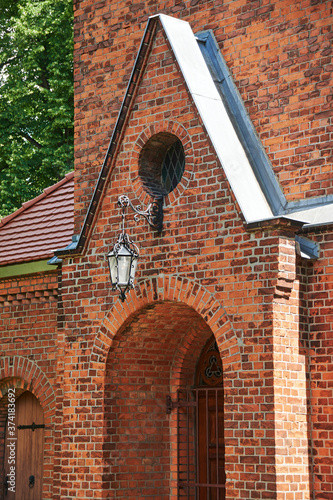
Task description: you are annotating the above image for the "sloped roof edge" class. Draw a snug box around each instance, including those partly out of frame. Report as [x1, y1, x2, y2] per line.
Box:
[0, 171, 74, 229]
[0, 171, 74, 268]
[196, 30, 333, 226]
[60, 16, 160, 257]
[196, 30, 286, 216]
[158, 14, 273, 222]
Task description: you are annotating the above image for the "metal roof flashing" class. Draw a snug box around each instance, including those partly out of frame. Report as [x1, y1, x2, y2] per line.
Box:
[54, 234, 79, 258]
[196, 30, 286, 218]
[295, 235, 319, 260]
[158, 15, 274, 223]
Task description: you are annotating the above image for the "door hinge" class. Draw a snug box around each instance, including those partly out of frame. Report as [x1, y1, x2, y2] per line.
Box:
[166, 395, 196, 414]
[17, 422, 45, 431]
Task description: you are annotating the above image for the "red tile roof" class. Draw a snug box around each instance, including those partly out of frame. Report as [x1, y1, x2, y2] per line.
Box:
[0, 172, 74, 266]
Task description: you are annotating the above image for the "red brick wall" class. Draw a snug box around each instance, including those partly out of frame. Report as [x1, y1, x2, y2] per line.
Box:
[0, 271, 60, 499]
[272, 237, 310, 498]
[104, 303, 208, 498]
[0, 2, 331, 499]
[73, 0, 333, 232]
[300, 228, 333, 500]
[56, 18, 316, 499]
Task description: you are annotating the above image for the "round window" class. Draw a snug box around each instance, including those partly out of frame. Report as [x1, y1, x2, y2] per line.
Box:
[161, 139, 185, 193]
[139, 133, 185, 197]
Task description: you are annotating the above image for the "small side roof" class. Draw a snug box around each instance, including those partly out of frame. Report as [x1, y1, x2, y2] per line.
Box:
[0, 172, 74, 266]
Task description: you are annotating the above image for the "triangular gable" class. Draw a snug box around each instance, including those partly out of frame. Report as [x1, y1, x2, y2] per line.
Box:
[58, 14, 333, 257]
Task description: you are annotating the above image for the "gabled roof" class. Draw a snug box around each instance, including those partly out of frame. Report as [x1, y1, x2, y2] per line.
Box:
[0, 172, 74, 266]
[57, 14, 333, 258]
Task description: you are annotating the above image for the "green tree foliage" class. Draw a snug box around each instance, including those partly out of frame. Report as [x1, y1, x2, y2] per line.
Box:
[0, 0, 73, 217]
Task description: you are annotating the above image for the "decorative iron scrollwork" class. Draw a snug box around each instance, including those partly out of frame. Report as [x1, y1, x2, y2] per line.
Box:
[117, 195, 163, 232]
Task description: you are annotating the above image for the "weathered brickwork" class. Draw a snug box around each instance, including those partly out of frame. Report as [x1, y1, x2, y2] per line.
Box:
[0, 1, 332, 499]
[53, 19, 322, 499]
[273, 238, 309, 499]
[73, 0, 333, 232]
[0, 271, 60, 499]
[299, 228, 333, 500]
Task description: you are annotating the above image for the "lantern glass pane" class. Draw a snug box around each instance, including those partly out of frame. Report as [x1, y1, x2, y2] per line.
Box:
[117, 255, 132, 285]
[107, 253, 117, 286]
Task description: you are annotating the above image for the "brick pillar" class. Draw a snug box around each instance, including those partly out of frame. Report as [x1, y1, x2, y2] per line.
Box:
[272, 234, 310, 499]
[59, 339, 106, 500]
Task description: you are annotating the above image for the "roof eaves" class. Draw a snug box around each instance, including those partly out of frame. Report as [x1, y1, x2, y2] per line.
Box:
[0, 171, 74, 229]
[245, 216, 304, 231]
[0, 259, 54, 278]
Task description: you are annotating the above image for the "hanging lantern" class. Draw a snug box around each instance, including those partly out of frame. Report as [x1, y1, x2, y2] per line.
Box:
[107, 231, 139, 302]
[107, 194, 163, 302]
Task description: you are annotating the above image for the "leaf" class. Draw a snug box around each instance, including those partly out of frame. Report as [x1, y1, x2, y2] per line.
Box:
[0, 0, 74, 217]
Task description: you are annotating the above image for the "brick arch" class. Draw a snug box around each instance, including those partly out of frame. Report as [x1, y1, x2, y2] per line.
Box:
[0, 358, 56, 500]
[91, 275, 241, 374]
[96, 277, 241, 498]
[129, 120, 195, 206]
[0, 356, 56, 418]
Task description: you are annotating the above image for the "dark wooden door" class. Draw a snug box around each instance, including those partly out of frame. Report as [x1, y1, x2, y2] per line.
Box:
[196, 338, 225, 500]
[3, 392, 44, 499]
[175, 338, 225, 499]
[197, 389, 225, 500]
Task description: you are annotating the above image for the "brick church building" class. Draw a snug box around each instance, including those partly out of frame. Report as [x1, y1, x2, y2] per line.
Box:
[0, 1, 332, 499]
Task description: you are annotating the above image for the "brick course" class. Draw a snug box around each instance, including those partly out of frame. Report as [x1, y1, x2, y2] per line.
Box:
[0, 271, 59, 499]
[73, 0, 333, 232]
[0, 1, 332, 499]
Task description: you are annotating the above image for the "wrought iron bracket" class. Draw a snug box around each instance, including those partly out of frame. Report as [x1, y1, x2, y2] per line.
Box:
[117, 195, 163, 232]
[166, 395, 196, 414]
[166, 395, 175, 414]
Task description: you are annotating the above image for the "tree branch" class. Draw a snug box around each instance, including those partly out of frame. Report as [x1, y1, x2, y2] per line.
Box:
[20, 132, 43, 149]
[0, 55, 18, 71]
[40, 72, 50, 90]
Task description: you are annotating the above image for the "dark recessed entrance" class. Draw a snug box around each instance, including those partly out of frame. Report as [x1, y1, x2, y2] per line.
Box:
[172, 337, 226, 499]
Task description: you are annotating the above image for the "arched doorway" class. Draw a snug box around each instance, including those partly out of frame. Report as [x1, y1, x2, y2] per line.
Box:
[103, 299, 229, 499]
[2, 391, 44, 499]
[175, 336, 225, 499]
[104, 301, 217, 499]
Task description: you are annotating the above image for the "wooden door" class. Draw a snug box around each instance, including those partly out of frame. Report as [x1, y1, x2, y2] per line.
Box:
[197, 389, 225, 500]
[196, 338, 225, 500]
[3, 392, 44, 499]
